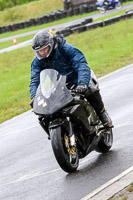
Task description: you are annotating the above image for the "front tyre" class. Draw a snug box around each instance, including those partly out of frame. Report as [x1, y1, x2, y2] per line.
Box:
[99, 7, 106, 14]
[50, 126, 79, 173]
[95, 128, 113, 153]
[115, 2, 122, 9]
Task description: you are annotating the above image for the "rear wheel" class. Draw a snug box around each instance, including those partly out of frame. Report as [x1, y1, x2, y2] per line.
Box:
[50, 126, 79, 173]
[95, 128, 113, 153]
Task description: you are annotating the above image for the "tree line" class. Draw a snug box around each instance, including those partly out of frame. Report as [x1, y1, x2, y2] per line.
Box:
[0, 0, 36, 10]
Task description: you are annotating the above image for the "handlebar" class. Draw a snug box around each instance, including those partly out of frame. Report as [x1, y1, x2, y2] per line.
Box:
[67, 84, 86, 99]
[70, 89, 85, 99]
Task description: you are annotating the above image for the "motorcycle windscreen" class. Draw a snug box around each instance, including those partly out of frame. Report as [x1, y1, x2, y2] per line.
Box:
[33, 69, 73, 115]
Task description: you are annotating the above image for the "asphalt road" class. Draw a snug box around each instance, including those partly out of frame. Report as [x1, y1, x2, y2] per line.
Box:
[0, 64, 133, 200]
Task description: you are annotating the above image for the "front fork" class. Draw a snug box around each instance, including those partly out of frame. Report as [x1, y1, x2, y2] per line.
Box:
[42, 116, 76, 146]
[67, 117, 76, 146]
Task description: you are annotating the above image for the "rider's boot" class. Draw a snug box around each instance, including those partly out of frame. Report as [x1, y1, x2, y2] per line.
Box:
[98, 108, 113, 130]
[85, 89, 113, 133]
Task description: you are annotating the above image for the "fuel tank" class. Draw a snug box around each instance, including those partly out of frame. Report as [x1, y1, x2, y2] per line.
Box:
[69, 99, 98, 132]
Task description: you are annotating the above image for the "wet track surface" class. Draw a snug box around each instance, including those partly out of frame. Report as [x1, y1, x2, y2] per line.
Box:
[0, 64, 133, 200]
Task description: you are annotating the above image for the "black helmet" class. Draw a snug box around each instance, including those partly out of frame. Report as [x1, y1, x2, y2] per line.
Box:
[32, 30, 55, 60]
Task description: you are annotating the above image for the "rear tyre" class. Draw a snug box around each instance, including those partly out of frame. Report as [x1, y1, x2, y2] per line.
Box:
[50, 126, 79, 173]
[95, 128, 113, 153]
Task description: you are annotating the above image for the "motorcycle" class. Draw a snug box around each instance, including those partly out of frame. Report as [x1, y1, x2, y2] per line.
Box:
[33, 69, 113, 173]
[96, 0, 122, 14]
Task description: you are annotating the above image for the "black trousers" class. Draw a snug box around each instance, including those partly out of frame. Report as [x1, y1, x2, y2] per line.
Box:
[85, 86, 105, 115]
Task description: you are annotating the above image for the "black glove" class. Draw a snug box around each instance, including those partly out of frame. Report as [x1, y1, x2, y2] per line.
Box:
[76, 84, 88, 94]
[30, 97, 35, 108]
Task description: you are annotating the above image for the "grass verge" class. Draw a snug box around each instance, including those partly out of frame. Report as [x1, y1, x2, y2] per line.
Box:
[0, 3, 133, 49]
[0, 18, 133, 123]
[95, 6, 133, 22]
[0, 11, 98, 40]
[0, 0, 133, 40]
[0, 0, 63, 26]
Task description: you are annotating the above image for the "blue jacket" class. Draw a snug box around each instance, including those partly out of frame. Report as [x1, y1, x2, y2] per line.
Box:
[30, 36, 91, 99]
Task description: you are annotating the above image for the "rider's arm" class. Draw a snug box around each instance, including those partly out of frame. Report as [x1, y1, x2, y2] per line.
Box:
[29, 57, 42, 99]
[62, 43, 91, 86]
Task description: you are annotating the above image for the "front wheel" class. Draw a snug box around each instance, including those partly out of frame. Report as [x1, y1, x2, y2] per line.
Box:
[115, 2, 122, 9]
[99, 7, 106, 14]
[95, 128, 113, 153]
[50, 126, 79, 173]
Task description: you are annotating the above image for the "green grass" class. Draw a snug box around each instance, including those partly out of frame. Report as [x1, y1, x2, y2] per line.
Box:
[0, 0, 133, 40]
[127, 183, 133, 192]
[0, 11, 98, 40]
[95, 7, 133, 22]
[66, 18, 133, 77]
[0, 46, 33, 123]
[0, 35, 33, 50]
[0, 1, 133, 49]
[0, 11, 98, 50]
[0, 0, 63, 26]
[0, 18, 133, 123]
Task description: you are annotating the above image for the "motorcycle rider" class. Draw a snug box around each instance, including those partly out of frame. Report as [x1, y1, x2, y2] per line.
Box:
[96, 0, 112, 6]
[30, 30, 112, 131]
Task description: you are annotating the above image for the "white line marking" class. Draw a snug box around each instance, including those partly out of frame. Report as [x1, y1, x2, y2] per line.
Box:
[0, 124, 39, 139]
[80, 166, 133, 200]
[0, 40, 32, 54]
[0, 168, 60, 187]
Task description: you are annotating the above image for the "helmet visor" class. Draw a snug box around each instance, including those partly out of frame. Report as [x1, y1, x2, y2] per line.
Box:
[34, 44, 53, 60]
